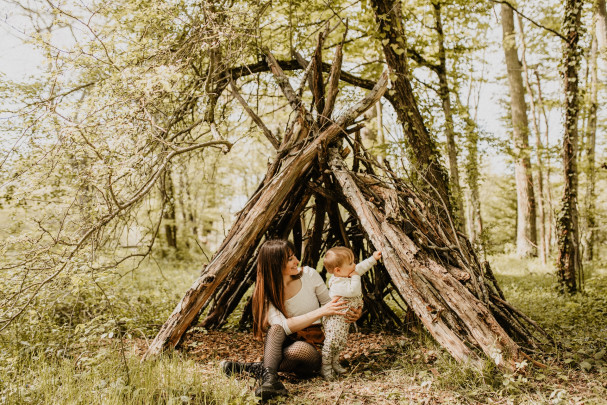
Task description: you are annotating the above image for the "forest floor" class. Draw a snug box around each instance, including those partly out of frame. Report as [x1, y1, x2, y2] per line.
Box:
[2, 254, 607, 404]
[137, 255, 607, 404]
[164, 323, 606, 404]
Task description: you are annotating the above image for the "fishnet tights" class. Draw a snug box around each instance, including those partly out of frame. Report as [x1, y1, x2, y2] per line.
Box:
[263, 324, 321, 376]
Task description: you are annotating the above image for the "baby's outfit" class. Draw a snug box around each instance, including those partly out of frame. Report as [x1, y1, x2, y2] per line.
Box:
[321, 256, 377, 378]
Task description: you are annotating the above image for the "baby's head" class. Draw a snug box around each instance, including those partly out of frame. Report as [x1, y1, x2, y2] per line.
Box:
[324, 246, 356, 278]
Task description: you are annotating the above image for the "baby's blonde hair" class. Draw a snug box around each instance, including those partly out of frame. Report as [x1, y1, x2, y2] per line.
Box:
[324, 246, 354, 274]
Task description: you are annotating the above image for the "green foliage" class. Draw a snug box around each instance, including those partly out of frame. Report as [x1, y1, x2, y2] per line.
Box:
[0, 256, 202, 359]
[1, 251, 607, 404]
[495, 255, 607, 369]
[0, 350, 255, 404]
[480, 171, 517, 253]
[0, 256, 216, 403]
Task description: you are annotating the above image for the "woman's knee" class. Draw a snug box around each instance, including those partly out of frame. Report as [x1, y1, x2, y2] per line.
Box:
[268, 325, 287, 336]
[289, 342, 321, 361]
[266, 324, 286, 339]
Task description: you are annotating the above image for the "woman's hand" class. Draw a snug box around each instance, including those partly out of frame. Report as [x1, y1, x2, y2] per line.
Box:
[320, 296, 348, 317]
[344, 306, 362, 323]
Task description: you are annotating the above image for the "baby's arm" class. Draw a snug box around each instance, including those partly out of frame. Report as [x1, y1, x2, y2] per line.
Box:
[329, 275, 362, 298]
[355, 251, 381, 276]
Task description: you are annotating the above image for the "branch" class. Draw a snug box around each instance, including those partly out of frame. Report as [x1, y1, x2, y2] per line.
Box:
[407, 48, 441, 73]
[489, 0, 567, 41]
[294, 51, 317, 99]
[24, 81, 96, 107]
[226, 59, 395, 105]
[321, 21, 348, 125]
[45, 0, 117, 66]
[263, 49, 304, 112]
[229, 78, 280, 150]
[264, 49, 318, 143]
[310, 23, 330, 115]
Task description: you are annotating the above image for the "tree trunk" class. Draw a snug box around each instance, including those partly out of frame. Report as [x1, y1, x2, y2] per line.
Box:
[557, 0, 584, 293]
[583, 32, 598, 261]
[534, 72, 554, 255]
[180, 169, 199, 245]
[458, 97, 484, 252]
[501, 4, 537, 258]
[162, 166, 178, 249]
[597, 0, 607, 51]
[370, 0, 454, 222]
[517, 16, 547, 264]
[376, 102, 386, 163]
[433, 1, 466, 232]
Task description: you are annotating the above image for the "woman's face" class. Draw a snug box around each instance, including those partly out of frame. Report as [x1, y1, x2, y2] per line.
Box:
[282, 251, 300, 277]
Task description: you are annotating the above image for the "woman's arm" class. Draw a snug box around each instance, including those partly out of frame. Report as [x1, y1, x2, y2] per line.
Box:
[285, 296, 348, 333]
[312, 269, 331, 306]
[268, 267, 350, 334]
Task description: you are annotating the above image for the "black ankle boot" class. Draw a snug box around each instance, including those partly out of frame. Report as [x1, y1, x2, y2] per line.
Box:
[254, 367, 288, 400]
[220, 360, 263, 378]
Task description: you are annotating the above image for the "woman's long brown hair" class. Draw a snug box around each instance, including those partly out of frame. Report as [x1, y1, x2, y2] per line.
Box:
[252, 239, 298, 339]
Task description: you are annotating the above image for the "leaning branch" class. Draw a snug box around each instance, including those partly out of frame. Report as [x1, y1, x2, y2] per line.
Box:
[489, 0, 567, 41]
[229, 79, 280, 149]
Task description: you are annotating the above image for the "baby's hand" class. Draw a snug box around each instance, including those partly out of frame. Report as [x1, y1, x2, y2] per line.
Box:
[373, 251, 382, 261]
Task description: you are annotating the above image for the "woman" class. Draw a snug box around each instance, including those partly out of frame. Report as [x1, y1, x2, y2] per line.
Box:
[221, 239, 361, 400]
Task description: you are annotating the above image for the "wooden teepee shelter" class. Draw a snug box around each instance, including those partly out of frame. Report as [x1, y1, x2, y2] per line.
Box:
[144, 31, 549, 370]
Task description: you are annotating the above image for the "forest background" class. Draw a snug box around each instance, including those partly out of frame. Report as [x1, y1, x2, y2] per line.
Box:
[0, 0, 606, 403]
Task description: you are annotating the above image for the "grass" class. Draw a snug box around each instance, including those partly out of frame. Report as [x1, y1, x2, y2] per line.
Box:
[1, 253, 607, 404]
[1, 348, 256, 404]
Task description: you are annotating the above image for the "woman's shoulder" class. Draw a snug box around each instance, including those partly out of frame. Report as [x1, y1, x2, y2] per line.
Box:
[300, 266, 322, 279]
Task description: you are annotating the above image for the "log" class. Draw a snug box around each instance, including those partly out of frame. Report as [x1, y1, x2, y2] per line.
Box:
[301, 194, 327, 268]
[329, 149, 523, 370]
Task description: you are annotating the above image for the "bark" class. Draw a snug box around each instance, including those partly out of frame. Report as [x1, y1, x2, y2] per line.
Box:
[301, 194, 327, 268]
[501, 4, 537, 258]
[376, 102, 386, 162]
[517, 16, 547, 264]
[370, 0, 453, 221]
[557, 0, 584, 293]
[433, 1, 466, 231]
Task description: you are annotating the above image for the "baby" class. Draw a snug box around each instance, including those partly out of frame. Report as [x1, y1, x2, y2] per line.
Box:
[321, 246, 382, 380]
